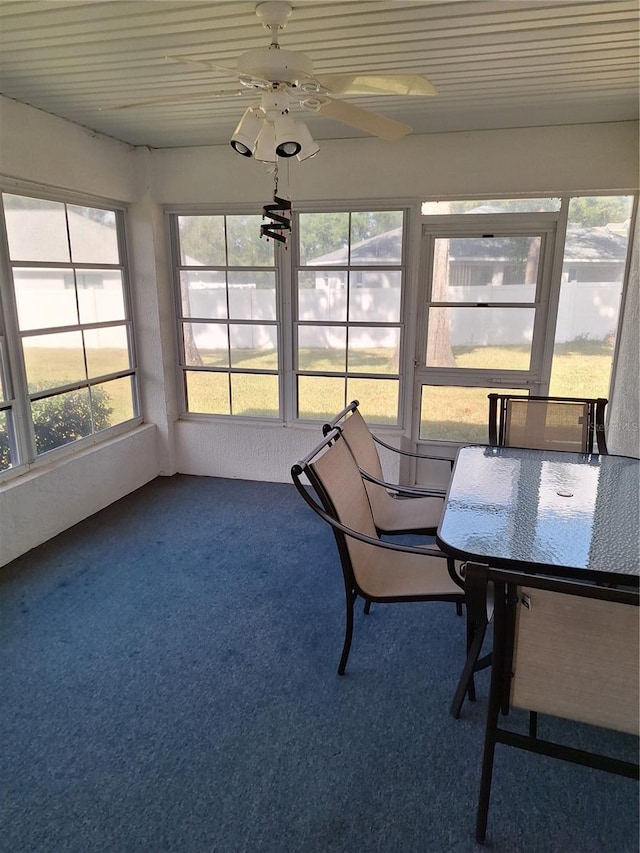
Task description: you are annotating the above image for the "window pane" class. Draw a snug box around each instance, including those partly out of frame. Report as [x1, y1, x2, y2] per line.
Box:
[298, 326, 346, 372]
[350, 211, 403, 264]
[348, 327, 400, 374]
[67, 206, 119, 264]
[178, 216, 226, 266]
[433, 237, 539, 302]
[32, 387, 92, 453]
[181, 271, 227, 319]
[230, 373, 279, 417]
[347, 378, 399, 425]
[14, 268, 78, 330]
[183, 323, 229, 367]
[420, 385, 523, 441]
[91, 377, 135, 426]
[77, 270, 125, 323]
[0, 410, 13, 471]
[298, 271, 347, 321]
[298, 376, 345, 420]
[186, 371, 230, 414]
[426, 307, 534, 369]
[228, 271, 276, 320]
[23, 331, 85, 392]
[229, 324, 277, 370]
[422, 198, 561, 214]
[3, 195, 70, 262]
[299, 212, 349, 266]
[550, 195, 634, 398]
[84, 326, 130, 378]
[348, 270, 401, 322]
[226, 215, 274, 266]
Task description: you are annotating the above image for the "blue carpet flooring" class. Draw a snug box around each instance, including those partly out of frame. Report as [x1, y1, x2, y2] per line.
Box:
[0, 474, 637, 852]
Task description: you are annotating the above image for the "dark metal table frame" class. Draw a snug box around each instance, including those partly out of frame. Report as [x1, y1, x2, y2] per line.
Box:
[436, 445, 640, 716]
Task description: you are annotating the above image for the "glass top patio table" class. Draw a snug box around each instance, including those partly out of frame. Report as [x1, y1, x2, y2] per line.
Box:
[436, 445, 639, 584]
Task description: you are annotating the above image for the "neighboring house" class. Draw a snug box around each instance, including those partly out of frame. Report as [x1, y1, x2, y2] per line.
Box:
[308, 223, 628, 287]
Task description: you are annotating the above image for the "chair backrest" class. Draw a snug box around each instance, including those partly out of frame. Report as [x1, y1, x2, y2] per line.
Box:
[327, 406, 393, 519]
[512, 584, 639, 734]
[488, 394, 608, 454]
[310, 433, 378, 544]
[299, 431, 380, 592]
[471, 561, 639, 845]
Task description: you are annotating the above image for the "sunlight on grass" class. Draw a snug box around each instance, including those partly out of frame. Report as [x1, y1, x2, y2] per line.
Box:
[25, 341, 614, 435]
[24, 348, 134, 424]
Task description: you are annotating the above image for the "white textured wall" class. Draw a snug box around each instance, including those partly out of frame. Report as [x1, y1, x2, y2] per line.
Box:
[0, 426, 158, 566]
[149, 122, 638, 204]
[0, 98, 162, 567]
[0, 96, 137, 201]
[608, 214, 640, 458]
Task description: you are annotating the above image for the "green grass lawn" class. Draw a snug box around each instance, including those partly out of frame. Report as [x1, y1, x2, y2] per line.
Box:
[23, 347, 134, 425]
[24, 340, 614, 435]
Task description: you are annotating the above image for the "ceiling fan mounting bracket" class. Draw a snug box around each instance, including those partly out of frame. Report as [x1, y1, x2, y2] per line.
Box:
[256, 2, 292, 35]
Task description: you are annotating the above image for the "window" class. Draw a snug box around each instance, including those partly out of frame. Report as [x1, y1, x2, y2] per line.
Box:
[295, 211, 404, 424]
[175, 214, 279, 418]
[550, 195, 635, 398]
[172, 208, 407, 426]
[0, 192, 138, 474]
[416, 195, 637, 445]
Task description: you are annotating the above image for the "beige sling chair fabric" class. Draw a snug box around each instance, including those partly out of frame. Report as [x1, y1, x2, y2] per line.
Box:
[339, 408, 444, 534]
[311, 437, 462, 600]
[471, 561, 639, 845]
[488, 393, 609, 454]
[512, 585, 639, 734]
[505, 398, 590, 453]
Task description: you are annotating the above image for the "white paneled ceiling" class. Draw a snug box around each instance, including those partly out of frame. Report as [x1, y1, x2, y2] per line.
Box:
[0, 0, 638, 149]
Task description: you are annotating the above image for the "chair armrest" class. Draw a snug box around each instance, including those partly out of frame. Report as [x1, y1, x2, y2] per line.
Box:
[292, 467, 447, 559]
[358, 467, 447, 499]
[371, 433, 454, 469]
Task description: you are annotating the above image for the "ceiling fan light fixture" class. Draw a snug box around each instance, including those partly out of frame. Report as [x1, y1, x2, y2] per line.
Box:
[274, 114, 302, 158]
[254, 121, 277, 162]
[294, 120, 319, 161]
[230, 106, 264, 157]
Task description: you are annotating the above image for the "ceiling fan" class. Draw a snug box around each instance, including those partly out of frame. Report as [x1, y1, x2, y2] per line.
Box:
[100, 1, 437, 153]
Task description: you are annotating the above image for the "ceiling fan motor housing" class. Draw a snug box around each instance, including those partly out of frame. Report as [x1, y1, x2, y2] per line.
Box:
[236, 47, 314, 87]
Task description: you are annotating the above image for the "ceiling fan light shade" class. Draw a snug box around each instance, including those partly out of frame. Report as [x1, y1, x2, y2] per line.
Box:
[294, 121, 319, 161]
[254, 122, 277, 162]
[274, 114, 301, 158]
[230, 107, 264, 157]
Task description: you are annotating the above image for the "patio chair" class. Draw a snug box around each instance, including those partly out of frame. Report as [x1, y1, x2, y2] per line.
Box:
[322, 401, 451, 536]
[488, 393, 608, 454]
[469, 562, 639, 845]
[291, 429, 465, 676]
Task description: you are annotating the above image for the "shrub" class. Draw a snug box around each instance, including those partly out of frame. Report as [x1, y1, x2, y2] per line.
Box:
[0, 386, 113, 469]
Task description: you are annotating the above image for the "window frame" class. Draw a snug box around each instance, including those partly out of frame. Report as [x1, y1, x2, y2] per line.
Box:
[0, 184, 141, 482]
[168, 202, 413, 428]
[412, 195, 638, 452]
[168, 208, 283, 422]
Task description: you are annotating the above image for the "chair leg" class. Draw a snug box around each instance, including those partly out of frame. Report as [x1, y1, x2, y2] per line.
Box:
[475, 730, 497, 844]
[450, 617, 488, 718]
[338, 590, 357, 675]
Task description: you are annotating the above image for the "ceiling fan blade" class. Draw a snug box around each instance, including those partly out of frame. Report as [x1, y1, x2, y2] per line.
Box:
[98, 90, 245, 111]
[315, 98, 412, 142]
[163, 55, 240, 77]
[316, 73, 437, 97]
